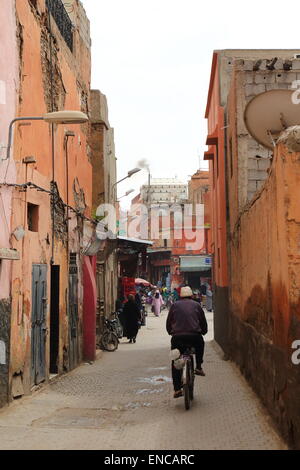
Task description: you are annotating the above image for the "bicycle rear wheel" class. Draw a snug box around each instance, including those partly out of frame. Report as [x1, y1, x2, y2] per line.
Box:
[189, 361, 195, 401]
[101, 331, 119, 351]
[183, 362, 191, 410]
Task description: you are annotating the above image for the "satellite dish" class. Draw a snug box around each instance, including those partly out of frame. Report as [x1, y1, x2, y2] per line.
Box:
[244, 89, 300, 149]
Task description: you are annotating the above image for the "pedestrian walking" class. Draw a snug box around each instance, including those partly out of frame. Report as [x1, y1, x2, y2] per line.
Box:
[152, 290, 164, 317]
[200, 281, 207, 296]
[172, 288, 179, 302]
[123, 294, 141, 343]
[206, 284, 213, 312]
[135, 291, 145, 326]
[161, 286, 168, 302]
[192, 290, 201, 303]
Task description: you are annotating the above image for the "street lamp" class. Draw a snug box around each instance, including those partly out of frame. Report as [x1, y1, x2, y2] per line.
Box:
[43, 111, 88, 124]
[127, 168, 141, 178]
[112, 167, 141, 202]
[3, 111, 89, 161]
[113, 167, 141, 187]
[117, 189, 134, 201]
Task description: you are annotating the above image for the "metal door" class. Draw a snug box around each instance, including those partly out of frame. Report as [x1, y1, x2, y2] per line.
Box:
[69, 254, 79, 370]
[31, 264, 47, 386]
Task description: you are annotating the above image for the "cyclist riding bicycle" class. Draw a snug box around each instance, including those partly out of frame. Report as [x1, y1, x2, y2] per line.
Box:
[166, 286, 208, 398]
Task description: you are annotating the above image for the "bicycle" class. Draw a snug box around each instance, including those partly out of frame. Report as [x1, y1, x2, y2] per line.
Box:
[100, 318, 119, 352]
[173, 347, 195, 410]
[111, 311, 124, 339]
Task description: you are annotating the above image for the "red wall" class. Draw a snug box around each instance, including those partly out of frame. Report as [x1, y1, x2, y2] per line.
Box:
[83, 256, 97, 361]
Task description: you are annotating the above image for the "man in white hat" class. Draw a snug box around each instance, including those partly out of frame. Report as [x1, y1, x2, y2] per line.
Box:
[166, 286, 208, 398]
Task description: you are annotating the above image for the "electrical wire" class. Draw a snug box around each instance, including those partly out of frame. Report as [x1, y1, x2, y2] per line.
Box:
[0, 182, 96, 225]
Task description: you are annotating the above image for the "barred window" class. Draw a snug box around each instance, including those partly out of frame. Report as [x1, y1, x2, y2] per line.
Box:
[46, 0, 73, 52]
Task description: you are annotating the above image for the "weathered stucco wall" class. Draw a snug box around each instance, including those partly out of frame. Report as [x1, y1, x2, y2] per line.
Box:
[0, 0, 18, 297]
[90, 90, 117, 318]
[229, 139, 300, 448]
[7, 0, 92, 399]
[227, 57, 300, 208]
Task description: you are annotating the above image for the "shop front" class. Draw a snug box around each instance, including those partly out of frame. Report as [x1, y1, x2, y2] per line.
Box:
[179, 255, 212, 289]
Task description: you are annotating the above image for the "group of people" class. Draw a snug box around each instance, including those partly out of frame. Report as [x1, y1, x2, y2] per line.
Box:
[117, 285, 164, 343]
[116, 286, 169, 343]
[151, 281, 213, 312]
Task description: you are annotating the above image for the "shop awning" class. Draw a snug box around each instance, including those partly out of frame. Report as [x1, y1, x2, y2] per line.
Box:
[117, 236, 153, 255]
[180, 255, 212, 272]
[118, 236, 153, 246]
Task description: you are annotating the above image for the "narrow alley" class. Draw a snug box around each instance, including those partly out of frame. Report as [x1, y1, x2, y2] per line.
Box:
[2, 0, 300, 456]
[0, 308, 286, 450]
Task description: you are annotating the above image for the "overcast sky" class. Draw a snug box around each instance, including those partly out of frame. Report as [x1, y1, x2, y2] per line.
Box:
[81, 0, 300, 205]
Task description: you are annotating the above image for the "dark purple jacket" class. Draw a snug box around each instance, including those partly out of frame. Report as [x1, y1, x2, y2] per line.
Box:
[166, 299, 208, 336]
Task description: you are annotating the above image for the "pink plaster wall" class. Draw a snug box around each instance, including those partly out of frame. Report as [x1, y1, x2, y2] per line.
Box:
[0, 0, 18, 299]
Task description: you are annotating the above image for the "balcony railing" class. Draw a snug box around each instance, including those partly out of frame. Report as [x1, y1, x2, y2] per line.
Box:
[46, 0, 73, 52]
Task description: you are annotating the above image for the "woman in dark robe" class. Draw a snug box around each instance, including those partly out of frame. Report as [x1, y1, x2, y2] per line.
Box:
[123, 294, 141, 343]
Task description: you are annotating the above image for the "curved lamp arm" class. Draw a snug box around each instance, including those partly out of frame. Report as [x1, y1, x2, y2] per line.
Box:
[3, 111, 88, 161]
[4, 117, 44, 161]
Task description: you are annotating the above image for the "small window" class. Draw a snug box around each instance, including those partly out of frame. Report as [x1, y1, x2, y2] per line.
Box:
[27, 203, 39, 232]
[29, 0, 38, 8]
[164, 239, 168, 248]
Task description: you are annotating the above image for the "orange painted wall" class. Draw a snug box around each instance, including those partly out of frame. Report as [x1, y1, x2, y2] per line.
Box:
[205, 53, 228, 288]
[229, 141, 300, 349]
[188, 170, 212, 255]
[9, 0, 92, 392]
[227, 138, 300, 447]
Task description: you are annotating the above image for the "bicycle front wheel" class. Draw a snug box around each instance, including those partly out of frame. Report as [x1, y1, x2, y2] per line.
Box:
[101, 331, 119, 351]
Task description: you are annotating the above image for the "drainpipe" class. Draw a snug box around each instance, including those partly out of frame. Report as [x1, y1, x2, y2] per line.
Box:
[48, 10, 55, 266]
[64, 130, 75, 267]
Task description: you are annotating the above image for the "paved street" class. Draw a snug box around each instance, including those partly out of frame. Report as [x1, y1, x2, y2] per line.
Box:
[0, 308, 287, 450]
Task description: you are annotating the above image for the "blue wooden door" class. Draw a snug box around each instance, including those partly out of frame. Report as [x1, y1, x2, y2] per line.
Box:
[31, 264, 47, 385]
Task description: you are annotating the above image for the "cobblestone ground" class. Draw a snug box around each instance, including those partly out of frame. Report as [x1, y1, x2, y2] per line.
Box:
[0, 308, 287, 450]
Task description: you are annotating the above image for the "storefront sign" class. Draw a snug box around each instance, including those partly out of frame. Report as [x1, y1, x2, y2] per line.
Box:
[122, 277, 136, 299]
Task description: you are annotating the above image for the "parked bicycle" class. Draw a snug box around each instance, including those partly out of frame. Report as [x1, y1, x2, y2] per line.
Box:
[111, 311, 124, 339]
[100, 317, 120, 352]
[172, 347, 195, 410]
